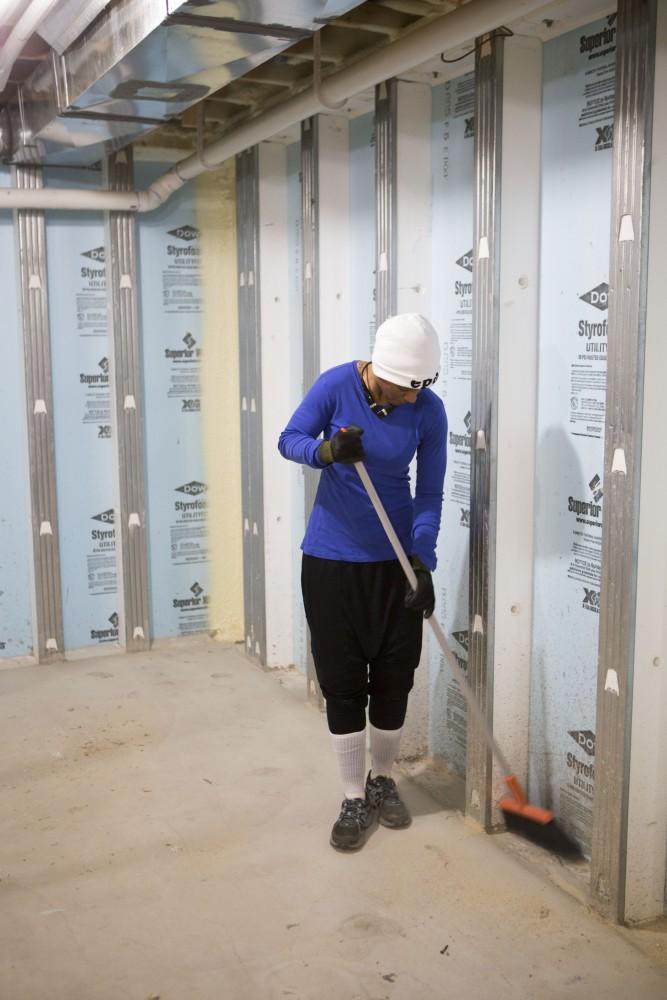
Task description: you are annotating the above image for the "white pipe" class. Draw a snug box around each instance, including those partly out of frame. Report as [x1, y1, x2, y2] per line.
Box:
[1, 0, 554, 212]
[0, 0, 63, 92]
[0, 185, 140, 211]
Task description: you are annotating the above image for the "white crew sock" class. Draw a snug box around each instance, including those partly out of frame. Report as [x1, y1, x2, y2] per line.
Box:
[369, 724, 403, 778]
[330, 729, 367, 800]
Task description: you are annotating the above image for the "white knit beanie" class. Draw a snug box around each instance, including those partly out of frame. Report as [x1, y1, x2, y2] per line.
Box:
[371, 314, 441, 389]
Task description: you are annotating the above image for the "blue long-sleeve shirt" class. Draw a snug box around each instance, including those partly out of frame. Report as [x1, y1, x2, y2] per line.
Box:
[278, 361, 447, 570]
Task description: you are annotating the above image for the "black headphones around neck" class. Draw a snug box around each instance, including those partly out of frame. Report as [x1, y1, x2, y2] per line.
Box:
[360, 363, 393, 419]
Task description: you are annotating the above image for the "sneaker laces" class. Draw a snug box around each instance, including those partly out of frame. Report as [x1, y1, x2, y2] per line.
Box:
[368, 774, 400, 803]
[338, 797, 369, 826]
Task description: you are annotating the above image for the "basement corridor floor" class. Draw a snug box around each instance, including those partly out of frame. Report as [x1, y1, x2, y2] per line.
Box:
[1, 637, 665, 1000]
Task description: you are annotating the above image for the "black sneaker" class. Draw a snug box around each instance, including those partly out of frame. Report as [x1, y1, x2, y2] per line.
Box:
[330, 797, 375, 851]
[365, 771, 411, 829]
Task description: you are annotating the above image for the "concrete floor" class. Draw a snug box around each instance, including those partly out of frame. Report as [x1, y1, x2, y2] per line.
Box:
[1, 638, 665, 1000]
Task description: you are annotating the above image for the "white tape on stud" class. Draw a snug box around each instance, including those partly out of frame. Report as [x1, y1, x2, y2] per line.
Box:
[619, 214, 635, 242]
[34, 399, 47, 414]
[473, 614, 484, 635]
[379, 251, 388, 272]
[475, 430, 487, 451]
[605, 669, 620, 695]
[124, 395, 136, 410]
[40, 521, 52, 536]
[128, 513, 141, 529]
[248, 270, 255, 286]
[239, 272, 246, 287]
[478, 236, 490, 260]
[133, 626, 145, 640]
[45, 637, 58, 651]
[305, 261, 312, 279]
[612, 448, 627, 474]
[29, 274, 41, 289]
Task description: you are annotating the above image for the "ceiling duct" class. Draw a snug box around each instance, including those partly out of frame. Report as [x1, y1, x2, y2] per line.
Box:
[1, 0, 366, 166]
[36, 0, 111, 56]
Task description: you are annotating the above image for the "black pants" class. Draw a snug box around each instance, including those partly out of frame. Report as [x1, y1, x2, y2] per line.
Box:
[301, 554, 423, 734]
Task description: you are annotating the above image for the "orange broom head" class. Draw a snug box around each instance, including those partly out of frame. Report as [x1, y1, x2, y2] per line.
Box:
[499, 774, 581, 858]
[499, 797, 555, 825]
[500, 773, 555, 826]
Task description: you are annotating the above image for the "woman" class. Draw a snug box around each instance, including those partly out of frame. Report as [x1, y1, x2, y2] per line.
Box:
[278, 313, 447, 851]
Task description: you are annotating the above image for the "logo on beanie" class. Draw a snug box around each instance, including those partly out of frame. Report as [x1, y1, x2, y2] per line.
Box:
[409, 372, 439, 389]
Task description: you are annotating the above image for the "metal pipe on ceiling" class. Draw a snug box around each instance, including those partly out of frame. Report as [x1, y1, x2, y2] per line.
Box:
[0, 0, 555, 212]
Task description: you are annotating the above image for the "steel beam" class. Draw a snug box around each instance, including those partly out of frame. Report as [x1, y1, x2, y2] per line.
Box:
[104, 148, 150, 651]
[374, 78, 397, 328]
[13, 165, 64, 662]
[236, 146, 267, 665]
[466, 32, 504, 829]
[300, 116, 324, 704]
[590, 0, 658, 923]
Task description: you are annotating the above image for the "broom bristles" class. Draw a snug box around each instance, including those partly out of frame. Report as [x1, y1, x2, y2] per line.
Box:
[501, 807, 583, 859]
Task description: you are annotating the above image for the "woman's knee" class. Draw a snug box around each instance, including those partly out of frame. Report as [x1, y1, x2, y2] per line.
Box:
[324, 688, 368, 734]
[368, 692, 410, 730]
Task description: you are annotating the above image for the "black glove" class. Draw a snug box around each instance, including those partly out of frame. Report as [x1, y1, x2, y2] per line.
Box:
[404, 555, 435, 619]
[318, 425, 365, 465]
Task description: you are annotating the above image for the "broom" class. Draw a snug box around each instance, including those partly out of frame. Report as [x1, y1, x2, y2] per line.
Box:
[353, 458, 581, 860]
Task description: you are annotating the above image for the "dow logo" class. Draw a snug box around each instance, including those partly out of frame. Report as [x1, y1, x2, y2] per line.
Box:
[582, 587, 600, 614]
[452, 629, 469, 653]
[183, 332, 196, 349]
[92, 509, 115, 524]
[463, 410, 472, 432]
[464, 117, 474, 139]
[109, 612, 119, 628]
[456, 250, 473, 273]
[460, 508, 470, 528]
[191, 581, 203, 598]
[98, 425, 112, 439]
[98, 356, 109, 375]
[81, 246, 105, 263]
[595, 124, 613, 152]
[568, 729, 596, 757]
[579, 282, 609, 311]
[168, 225, 199, 242]
[176, 481, 207, 496]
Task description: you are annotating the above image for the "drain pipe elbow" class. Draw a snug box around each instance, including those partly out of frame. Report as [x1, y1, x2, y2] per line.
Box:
[312, 31, 347, 112]
[139, 166, 186, 212]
